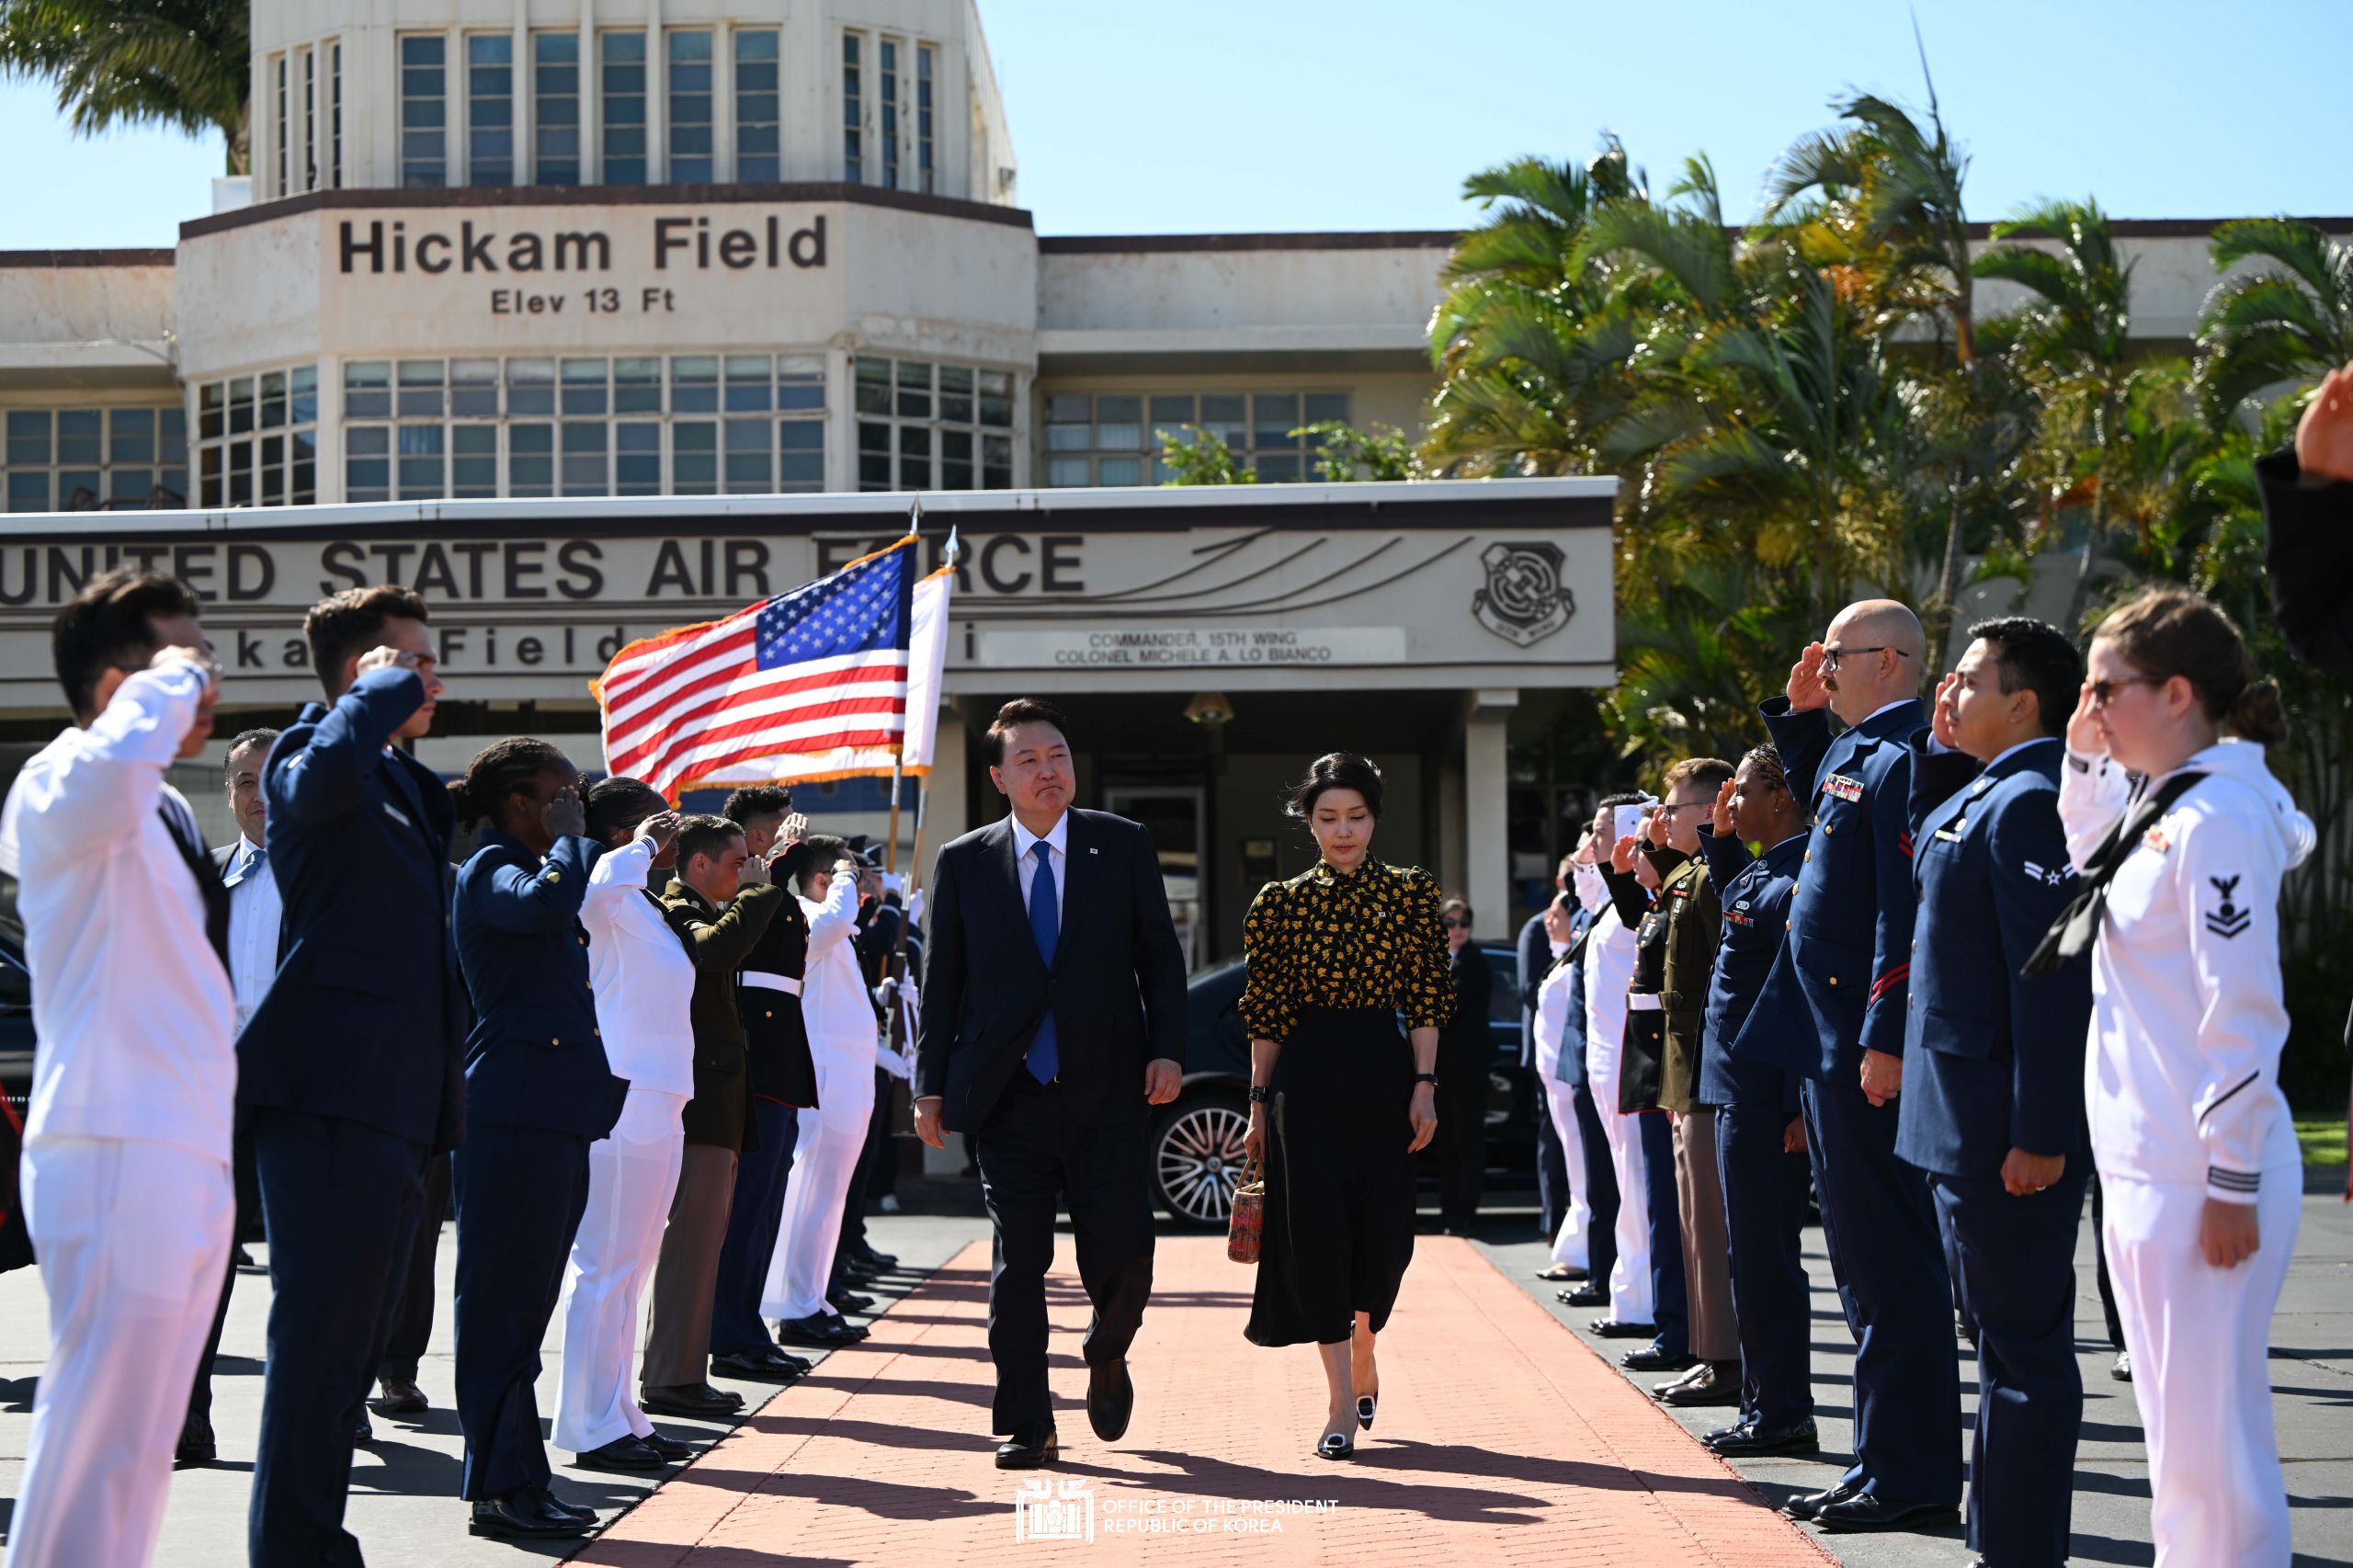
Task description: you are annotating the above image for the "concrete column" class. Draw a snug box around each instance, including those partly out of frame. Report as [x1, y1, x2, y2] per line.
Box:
[1463, 688, 1518, 941]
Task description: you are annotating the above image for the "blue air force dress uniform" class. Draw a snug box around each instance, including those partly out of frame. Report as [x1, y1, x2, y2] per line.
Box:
[1738, 695, 1961, 1513]
[451, 826, 627, 1507]
[1699, 824, 1814, 1441]
[1895, 736, 2093, 1567]
[241, 665, 468, 1567]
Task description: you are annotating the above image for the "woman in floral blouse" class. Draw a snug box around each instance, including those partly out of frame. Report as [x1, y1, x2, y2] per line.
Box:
[1239, 752, 1449, 1460]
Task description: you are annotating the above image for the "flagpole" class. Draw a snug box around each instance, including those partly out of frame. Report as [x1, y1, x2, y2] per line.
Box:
[883, 497, 923, 879]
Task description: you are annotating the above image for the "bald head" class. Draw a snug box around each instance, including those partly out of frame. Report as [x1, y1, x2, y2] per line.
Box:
[1823, 598, 1926, 722]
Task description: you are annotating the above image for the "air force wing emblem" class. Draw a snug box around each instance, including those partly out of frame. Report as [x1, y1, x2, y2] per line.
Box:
[1474, 541, 1576, 647]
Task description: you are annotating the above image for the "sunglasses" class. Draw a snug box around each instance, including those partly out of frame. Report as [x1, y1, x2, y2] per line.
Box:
[1440, 915, 1470, 929]
[2087, 676, 2166, 709]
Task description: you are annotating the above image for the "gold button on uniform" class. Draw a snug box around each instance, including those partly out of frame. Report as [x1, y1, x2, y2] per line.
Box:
[550, 1037, 560, 1045]
[1827, 976, 1838, 986]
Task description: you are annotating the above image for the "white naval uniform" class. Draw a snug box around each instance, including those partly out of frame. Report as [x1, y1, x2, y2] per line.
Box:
[1529, 944, 1593, 1271]
[0, 664, 236, 1568]
[554, 835, 697, 1454]
[761, 864, 872, 1323]
[2061, 737, 2313, 1568]
[1575, 863, 1651, 1324]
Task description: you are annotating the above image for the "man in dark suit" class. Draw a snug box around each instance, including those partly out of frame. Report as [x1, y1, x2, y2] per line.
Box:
[242, 585, 465, 1567]
[1434, 897, 1493, 1233]
[1518, 855, 1575, 1242]
[2261, 358, 2353, 678]
[1898, 619, 2095, 1568]
[914, 699, 1188, 1470]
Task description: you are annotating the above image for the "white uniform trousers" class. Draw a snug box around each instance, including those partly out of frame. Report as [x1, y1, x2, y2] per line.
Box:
[1585, 1028, 1653, 1323]
[6, 1136, 232, 1568]
[762, 1054, 876, 1323]
[553, 1087, 686, 1454]
[2103, 1171, 2302, 1568]
[1537, 1075, 1592, 1270]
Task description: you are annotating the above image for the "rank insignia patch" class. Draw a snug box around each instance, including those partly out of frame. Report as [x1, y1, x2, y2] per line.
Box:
[2204, 875, 2252, 939]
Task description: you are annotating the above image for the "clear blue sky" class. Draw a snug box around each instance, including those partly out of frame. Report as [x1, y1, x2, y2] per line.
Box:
[2, 0, 2347, 250]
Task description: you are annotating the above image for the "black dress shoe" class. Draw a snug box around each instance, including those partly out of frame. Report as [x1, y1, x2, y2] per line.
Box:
[1560, 1283, 1608, 1307]
[849, 1244, 899, 1270]
[470, 1487, 595, 1539]
[640, 1431, 696, 1461]
[1781, 1478, 1863, 1520]
[1086, 1359, 1134, 1442]
[640, 1382, 742, 1418]
[828, 1288, 876, 1314]
[574, 1435, 670, 1472]
[1813, 1494, 1959, 1533]
[778, 1312, 866, 1347]
[1620, 1344, 1694, 1372]
[995, 1422, 1058, 1470]
[712, 1348, 806, 1382]
[1659, 1361, 1743, 1407]
[1709, 1417, 1819, 1457]
[353, 1411, 374, 1446]
[531, 1485, 597, 1524]
[376, 1377, 427, 1415]
[174, 1414, 216, 1469]
[1588, 1317, 1655, 1338]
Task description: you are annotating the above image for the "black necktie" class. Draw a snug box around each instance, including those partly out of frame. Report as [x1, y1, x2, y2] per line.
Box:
[2021, 769, 2205, 976]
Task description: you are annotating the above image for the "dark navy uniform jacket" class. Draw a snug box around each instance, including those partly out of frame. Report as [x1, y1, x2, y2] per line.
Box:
[240, 666, 467, 1153]
[453, 826, 627, 1141]
[1550, 903, 1596, 1088]
[1892, 736, 2093, 1179]
[1734, 697, 1928, 1081]
[1701, 827, 1807, 1112]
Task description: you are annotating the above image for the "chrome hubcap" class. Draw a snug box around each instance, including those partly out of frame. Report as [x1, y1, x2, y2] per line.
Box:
[1157, 1104, 1251, 1223]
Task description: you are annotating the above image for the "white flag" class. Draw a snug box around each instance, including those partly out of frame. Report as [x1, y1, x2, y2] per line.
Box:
[901, 563, 954, 772]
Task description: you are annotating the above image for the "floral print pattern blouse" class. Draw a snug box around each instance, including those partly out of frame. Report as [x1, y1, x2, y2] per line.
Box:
[1238, 856, 1453, 1042]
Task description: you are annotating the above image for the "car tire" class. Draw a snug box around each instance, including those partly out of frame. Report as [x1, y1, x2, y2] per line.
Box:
[1150, 1091, 1252, 1228]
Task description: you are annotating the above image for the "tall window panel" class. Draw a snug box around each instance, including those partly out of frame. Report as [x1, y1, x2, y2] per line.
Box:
[916, 45, 936, 195]
[734, 28, 781, 181]
[398, 35, 448, 187]
[273, 54, 289, 197]
[667, 30, 713, 182]
[329, 42, 344, 187]
[601, 31, 649, 184]
[301, 48, 318, 190]
[533, 33, 581, 184]
[878, 39, 902, 190]
[1042, 391, 1349, 485]
[195, 368, 316, 508]
[2, 407, 188, 512]
[855, 356, 1013, 492]
[466, 35, 514, 185]
[841, 32, 863, 183]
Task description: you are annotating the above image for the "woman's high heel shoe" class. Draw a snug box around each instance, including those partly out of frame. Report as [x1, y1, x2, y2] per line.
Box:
[1315, 1430, 1355, 1460]
[1355, 1392, 1378, 1431]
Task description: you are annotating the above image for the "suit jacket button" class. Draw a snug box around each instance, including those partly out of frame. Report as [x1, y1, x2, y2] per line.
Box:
[765, 1010, 774, 1019]
[551, 1036, 561, 1045]
[1827, 976, 1837, 986]
[593, 1028, 601, 1037]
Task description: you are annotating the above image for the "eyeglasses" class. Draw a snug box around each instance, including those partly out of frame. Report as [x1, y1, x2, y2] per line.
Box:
[2088, 676, 2166, 709]
[1820, 644, 1914, 674]
[1656, 800, 1712, 815]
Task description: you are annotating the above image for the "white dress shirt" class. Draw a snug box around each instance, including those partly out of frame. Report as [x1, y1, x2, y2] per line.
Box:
[222, 835, 281, 1029]
[1009, 811, 1068, 933]
[581, 835, 698, 1099]
[0, 664, 235, 1165]
[798, 860, 874, 1060]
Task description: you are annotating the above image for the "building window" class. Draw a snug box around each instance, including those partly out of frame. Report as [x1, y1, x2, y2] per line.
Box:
[601, 31, 648, 184]
[466, 35, 514, 186]
[667, 30, 713, 182]
[734, 28, 780, 181]
[855, 356, 1012, 492]
[841, 32, 863, 183]
[196, 368, 317, 508]
[301, 47, 318, 190]
[1043, 391, 1350, 485]
[533, 33, 580, 185]
[916, 44, 936, 195]
[329, 42, 343, 187]
[343, 354, 828, 502]
[2, 407, 188, 512]
[398, 35, 448, 187]
[272, 53, 289, 198]
[879, 39, 902, 190]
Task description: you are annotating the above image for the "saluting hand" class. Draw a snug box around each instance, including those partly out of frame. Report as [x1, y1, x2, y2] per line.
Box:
[1930, 670, 1962, 750]
[1786, 642, 1832, 713]
[2066, 680, 2105, 756]
[356, 645, 426, 676]
[541, 783, 586, 841]
[1643, 804, 1670, 849]
[634, 810, 684, 851]
[2295, 361, 2353, 485]
[1711, 777, 1737, 839]
[779, 811, 811, 844]
[1609, 834, 1640, 875]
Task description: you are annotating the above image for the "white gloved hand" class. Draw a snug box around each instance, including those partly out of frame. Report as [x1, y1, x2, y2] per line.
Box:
[876, 1044, 915, 1081]
[905, 889, 926, 927]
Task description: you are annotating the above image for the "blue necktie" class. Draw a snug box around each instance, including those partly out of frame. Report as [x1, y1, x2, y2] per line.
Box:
[1027, 839, 1060, 1083]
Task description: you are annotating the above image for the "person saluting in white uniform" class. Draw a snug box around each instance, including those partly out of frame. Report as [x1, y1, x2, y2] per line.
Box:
[2046, 585, 2311, 1568]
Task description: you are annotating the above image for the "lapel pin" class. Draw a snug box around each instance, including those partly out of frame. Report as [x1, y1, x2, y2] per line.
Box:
[1089, 846, 1098, 855]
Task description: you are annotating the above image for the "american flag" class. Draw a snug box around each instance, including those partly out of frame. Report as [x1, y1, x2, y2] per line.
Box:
[596, 536, 919, 799]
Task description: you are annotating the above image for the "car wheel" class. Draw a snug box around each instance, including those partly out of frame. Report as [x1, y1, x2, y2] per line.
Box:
[1151, 1093, 1251, 1227]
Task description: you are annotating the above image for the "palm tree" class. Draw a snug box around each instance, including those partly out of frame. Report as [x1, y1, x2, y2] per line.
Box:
[2193, 218, 2353, 427]
[1976, 198, 2136, 628]
[0, 0, 250, 173]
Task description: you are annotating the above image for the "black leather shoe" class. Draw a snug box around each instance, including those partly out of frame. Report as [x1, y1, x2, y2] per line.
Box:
[1620, 1344, 1694, 1372]
[531, 1485, 597, 1524]
[640, 1431, 696, 1461]
[1086, 1359, 1134, 1442]
[1660, 1361, 1742, 1407]
[353, 1411, 374, 1446]
[174, 1414, 215, 1469]
[1560, 1283, 1609, 1307]
[995, 1422, 1058, 1469]
[1588, 1317, 1655, 1338]
[574, 1436, 670, 1472]
[848, 1244, 899, 1270]
[778, 1312, 866, 1347]
[376, 1378, 427, 1415]
[712, 1348, 806, 1382]
[1781, 1478, 1863, 1520]
[828, 1288, 876, 1314]
[1813, 1494, 1959, 1533]
[470, 1487, 595, 1539]
[1709, 1417, 1819, 1457]
[1650, 1362, 1709, 1399]
[640, 1382, 742, 1418]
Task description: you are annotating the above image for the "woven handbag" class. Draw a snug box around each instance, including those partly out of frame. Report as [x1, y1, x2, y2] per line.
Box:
[1225, 1150, 1267, 1264]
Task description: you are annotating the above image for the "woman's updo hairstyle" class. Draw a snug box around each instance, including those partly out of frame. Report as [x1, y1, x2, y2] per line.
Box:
[2095, 586, 2290, 747]
[452, 737, 570, 829]
[1284, 752, 1384, 821]
[585, 776, 668, 846]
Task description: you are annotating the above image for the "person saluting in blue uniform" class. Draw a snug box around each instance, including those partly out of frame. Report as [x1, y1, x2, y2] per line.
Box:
[1739, 597, 1962, 1534]
[1896, 618, 2094, 1568]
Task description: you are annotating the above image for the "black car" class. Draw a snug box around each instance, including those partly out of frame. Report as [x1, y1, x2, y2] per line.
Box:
[1148, 941, 1535, 1226]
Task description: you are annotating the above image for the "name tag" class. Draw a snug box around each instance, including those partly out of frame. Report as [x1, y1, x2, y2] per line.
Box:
[1823, 775, 1865, 803]
[1933, 817, 1967, 843]
[383, 802, 413, 828]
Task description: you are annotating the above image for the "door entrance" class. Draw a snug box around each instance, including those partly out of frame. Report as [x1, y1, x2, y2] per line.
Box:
[1103, 785, 1208, 973]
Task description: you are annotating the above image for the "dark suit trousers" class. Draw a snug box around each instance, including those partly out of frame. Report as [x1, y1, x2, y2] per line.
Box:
[1801, 1074, 1962, 1506]
[452, 1124, 590, 1500]
[1435, 1058, 1487, 1231]
[1933, 1168, 2088, 1567]
[248, 1108, 428, 1567]
[1532, 1097, 1571, 1240]
[642, 1143, 739, 1388]
[711, 1098, 800, 1357]
[1636, 1109, 1688, 1356]
[2090, 1176, 2125, 1350]
[380, 1152, 450, 1382]
[972, 1071, 1154, 1433]
[1569, 1080, 1620, 1286]
[1716, 1105, 1816, 1428]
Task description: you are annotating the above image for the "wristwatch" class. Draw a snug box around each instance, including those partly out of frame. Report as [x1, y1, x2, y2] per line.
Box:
[1247, 1085, 1268, 1104]
[1411, 1072, 1438, 1085]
